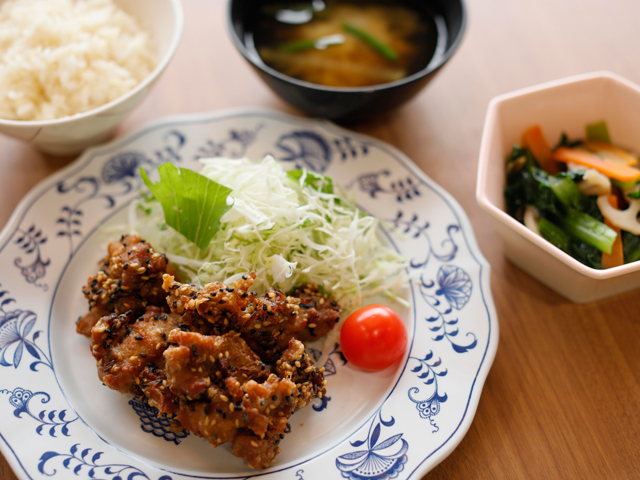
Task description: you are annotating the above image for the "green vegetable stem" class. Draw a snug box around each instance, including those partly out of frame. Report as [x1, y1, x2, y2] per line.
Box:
[586, 121, 611, 143]
[278, 39, 317, 53]
[342, 22, 398, 62]
[612, 178, 639, 191]
[278, 34, 345, 53]
[623, 231, 640, 263]
[561, 210, 617, 255]
[546, 175, 583, 209]
[538, 217, 570, 252]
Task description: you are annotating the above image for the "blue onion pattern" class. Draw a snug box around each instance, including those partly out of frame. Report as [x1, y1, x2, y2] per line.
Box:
[351, 170, 390, 198]
[389, 212, 459, 269]
[1, 387, 77, 437]
[14, 225, 49, 291]
[194, 125, 263, 160]
[0, 116, 494, 480]
[407, 351, 448, 432]
[276, 131, 332, 172]
[101, 152, 149, 184]
[312, 395, 332, 412]
[336, 412, 408, 480]
[0, 298, 51, 370]
[420, 272, 477, 354]
[56, 176, 133, 255]
[435, 265, 472, 310]
[154, 130, 185, 164]
[129, 398, 189, 445]
[332, 135, 370, 161]
[308, 343, 347, 378]
[408, 389, 447, 434]
[308, 343, 347, 412]
[0, 309, 33, 368]
[38, 444, 169, 480]
[349, 170, 421, 202]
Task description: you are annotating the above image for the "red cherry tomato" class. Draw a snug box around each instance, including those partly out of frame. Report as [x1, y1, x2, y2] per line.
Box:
[340, 304, 407, 371]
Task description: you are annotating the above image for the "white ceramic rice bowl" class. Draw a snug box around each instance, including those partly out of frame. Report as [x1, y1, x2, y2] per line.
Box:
[0, 0, 184, 156]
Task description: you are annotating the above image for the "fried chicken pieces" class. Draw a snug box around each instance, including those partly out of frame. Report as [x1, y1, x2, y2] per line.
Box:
[79, 235, 340, 468]
[164, 331, 321, 466]
[163, 272, 340, 362]
[77, 234, 170, 336]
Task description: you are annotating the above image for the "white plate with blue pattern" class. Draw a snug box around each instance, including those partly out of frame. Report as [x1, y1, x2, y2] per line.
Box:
[0, 109, 498, 480]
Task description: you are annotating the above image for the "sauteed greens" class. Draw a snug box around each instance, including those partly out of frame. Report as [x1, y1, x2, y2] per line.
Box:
[505, 122, 640, 269]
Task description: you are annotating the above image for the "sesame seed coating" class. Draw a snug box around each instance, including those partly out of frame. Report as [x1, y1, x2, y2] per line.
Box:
[81, 237, 339, 469]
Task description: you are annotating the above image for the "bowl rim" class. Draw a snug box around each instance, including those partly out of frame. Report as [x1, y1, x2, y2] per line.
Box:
[476, 70, 640, 281]
[0, 0, 185, 128]
[225, 0, 467, 93]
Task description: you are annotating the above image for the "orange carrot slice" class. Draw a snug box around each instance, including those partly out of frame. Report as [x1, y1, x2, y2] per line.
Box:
[522, 125, 559, 174]
[583, 140, 638, 166]
[602, 195, 624, 269]
[552, 147, 640, 182]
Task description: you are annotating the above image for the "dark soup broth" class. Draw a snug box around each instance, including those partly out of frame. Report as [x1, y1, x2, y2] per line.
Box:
[248, 0, 444, 88]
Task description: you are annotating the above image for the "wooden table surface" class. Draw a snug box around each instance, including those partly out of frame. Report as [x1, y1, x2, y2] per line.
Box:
[2, 0, 640, 479]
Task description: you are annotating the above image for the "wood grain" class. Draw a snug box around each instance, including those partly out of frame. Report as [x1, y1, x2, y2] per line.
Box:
[1, 0, 640, 479]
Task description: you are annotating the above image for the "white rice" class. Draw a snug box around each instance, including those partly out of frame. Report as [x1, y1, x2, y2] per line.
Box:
[0, 0, 156, 121]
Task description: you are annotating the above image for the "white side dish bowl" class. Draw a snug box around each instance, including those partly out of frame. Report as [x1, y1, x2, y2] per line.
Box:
[0, 0, 184, 156]
[477, 71, 640, 303]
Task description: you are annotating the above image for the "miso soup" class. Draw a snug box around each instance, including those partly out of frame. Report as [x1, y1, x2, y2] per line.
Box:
[247, 0, 446, 88]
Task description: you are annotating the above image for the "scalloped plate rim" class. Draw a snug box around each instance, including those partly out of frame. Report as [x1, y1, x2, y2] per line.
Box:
[0, 107, 498, 480]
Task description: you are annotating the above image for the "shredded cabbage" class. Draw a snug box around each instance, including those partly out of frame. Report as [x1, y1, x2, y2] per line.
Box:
[130, 156, 407, 317]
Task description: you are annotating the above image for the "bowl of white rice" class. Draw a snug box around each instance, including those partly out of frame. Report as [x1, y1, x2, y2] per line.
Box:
[0, 0, 183, 155]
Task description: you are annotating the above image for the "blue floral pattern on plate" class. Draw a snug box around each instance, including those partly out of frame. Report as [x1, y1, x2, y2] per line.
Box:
[1, 387, 77, 437]
[0, 109, 497, 480]
[14, 225, 49, 290]
[129, 399, 190, 445]
[38, 444, 172, 480]
[407, 351, 448, 433]
[435, 265, 473, 310]
[336, 411, 408, 480]
[101, 152, 150, 184]
[0, 288, 51, 371]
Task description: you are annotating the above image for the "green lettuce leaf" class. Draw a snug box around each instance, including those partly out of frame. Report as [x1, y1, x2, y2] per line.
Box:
[140, 164, 233, 250]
